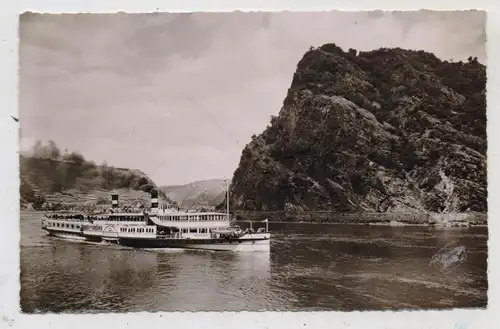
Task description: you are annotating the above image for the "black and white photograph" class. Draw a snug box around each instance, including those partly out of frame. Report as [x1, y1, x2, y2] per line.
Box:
[17, 10, 487, 313]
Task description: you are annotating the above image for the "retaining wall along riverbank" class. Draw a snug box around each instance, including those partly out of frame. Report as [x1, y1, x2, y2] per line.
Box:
[233, 211, 487, 227]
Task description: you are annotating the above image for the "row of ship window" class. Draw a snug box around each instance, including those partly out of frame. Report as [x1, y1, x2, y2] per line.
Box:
[107, 216, 144, 222]
[86, 225, 103, 231]
[116, 227, 220, 234]
[166, 239, 257, 244]
[180, 228, 210, 233]
[119, 227, 155, 233]
[57, 232, 81, 236]
[48, 222, 81, 229]
[159, 215, 226, 221]
[173, 228, 225, 233]
[119, 228, 224, 234]
[49, 221, 224, 235]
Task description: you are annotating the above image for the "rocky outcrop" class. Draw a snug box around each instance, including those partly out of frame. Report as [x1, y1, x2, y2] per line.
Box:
[226, 44, 486, 214]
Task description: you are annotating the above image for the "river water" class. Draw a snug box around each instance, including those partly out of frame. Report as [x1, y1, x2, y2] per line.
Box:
[20, 211, 488, 312]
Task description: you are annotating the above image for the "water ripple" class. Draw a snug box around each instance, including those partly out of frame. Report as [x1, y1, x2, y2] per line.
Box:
[20, 212, 488, 312]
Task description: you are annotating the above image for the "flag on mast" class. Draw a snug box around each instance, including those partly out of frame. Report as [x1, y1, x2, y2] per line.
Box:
[262, 219, 268, 223]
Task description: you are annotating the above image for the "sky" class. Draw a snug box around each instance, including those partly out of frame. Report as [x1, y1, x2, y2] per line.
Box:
[19, 11, 486, 186]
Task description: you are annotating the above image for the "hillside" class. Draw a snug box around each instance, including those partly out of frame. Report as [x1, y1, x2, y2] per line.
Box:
[20, 140, 169, 211]
[160, 179, 227, 210]
[225, 44, 486, 214]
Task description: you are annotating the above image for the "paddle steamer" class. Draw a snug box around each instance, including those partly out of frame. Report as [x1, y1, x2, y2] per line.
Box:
[41, 187, 270, 252]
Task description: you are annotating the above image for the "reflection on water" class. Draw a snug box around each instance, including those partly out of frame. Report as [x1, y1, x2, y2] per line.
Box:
[20, 212, 488, 312]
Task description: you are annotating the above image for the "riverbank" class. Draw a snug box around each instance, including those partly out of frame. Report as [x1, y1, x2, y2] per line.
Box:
[20, 209, 487, 227]
[233, 211, 488, 227]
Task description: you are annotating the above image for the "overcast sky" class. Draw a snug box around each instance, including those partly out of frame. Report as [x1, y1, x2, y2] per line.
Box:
[19, 11, 486, 186]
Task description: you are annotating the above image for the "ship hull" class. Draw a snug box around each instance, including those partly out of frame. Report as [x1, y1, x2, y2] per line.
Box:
[44, 228, 270, 251]
[118, 237, 270, 252]
[47, 231, 87, 241]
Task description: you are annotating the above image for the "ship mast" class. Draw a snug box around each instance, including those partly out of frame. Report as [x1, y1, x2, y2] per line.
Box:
[226, 178, 230, 220]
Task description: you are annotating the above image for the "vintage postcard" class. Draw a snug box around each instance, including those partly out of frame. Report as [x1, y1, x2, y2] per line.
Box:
[1, 3, 496, 329]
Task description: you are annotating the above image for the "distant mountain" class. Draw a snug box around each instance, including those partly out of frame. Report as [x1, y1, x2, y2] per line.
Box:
[160, 179, 227, 209]
[20, 140, 169, 211]
[223, 44, 486, 214]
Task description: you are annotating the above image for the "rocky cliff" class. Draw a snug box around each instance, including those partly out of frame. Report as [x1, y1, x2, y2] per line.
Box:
[20, 140, 168, 211]
[227, 44, 486, 214]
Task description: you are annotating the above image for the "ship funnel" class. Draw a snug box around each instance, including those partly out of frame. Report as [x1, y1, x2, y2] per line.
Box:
[111, 194, 119, 209]
[150, 189, 159, 213]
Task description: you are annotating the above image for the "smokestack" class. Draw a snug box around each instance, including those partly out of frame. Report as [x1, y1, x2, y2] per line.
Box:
[111, 194, 119, 209]
[151, 189, 158, 213]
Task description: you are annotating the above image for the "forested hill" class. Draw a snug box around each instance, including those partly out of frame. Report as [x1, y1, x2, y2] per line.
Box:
[20, 141, 168, 211]
[226, 44, 486, 214]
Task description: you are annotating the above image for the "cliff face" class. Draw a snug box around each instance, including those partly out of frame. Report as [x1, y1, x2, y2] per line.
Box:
[20, 140, 168, 210]
[229, 44, 486, 214]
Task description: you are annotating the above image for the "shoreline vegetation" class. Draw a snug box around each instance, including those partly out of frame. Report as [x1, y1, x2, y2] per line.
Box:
[20, 141, 170, 211]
